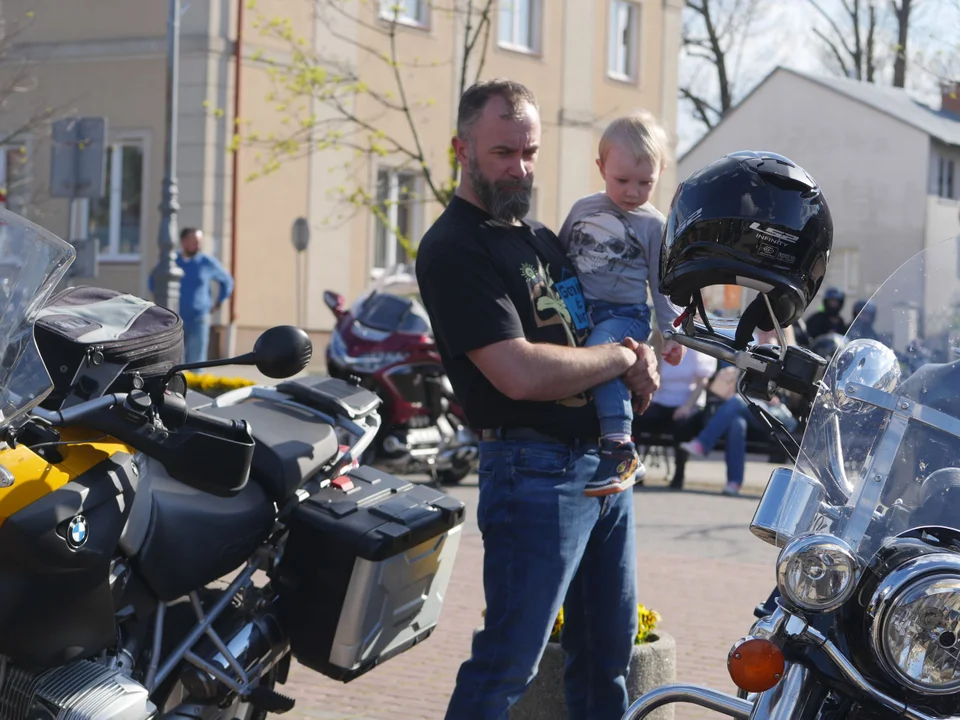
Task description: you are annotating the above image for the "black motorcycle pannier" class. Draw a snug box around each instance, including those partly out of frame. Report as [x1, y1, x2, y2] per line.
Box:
[34, 286, 184, 410]
[275, 464, 465, 682]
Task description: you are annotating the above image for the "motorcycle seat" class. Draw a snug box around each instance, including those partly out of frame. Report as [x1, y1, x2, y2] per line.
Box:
[200, 396, 341, 502]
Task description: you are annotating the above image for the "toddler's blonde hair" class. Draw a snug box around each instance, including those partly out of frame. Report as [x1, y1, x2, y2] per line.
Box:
[599, 110, 669, 168]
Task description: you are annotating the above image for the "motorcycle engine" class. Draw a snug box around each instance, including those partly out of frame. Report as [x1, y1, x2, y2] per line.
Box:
[0, 658, 155, 720]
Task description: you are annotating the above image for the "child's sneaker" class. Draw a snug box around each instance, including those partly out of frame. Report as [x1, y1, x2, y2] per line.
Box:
[679, 439, 707, 458]
[722, 482, 741, 496]
[584, 439, 643, 497]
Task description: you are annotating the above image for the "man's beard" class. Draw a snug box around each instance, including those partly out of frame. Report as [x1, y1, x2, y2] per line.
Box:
[467, 156, 533, 224]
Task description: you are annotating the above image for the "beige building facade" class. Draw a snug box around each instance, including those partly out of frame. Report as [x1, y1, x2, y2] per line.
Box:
[0, 0, 683, 357]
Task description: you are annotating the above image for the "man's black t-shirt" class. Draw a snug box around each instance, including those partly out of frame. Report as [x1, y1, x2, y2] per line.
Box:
[416, 195, 601, 441]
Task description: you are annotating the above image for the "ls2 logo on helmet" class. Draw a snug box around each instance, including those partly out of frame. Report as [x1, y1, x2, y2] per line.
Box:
[67, 515, 89, 549]
[750, 222, 799, 247]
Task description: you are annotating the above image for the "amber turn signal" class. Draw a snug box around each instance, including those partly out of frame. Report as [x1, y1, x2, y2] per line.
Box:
[727, 636, 785, 693]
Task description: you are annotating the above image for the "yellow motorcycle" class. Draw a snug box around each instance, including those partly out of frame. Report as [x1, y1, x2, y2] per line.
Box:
[0, 212, 464, 719]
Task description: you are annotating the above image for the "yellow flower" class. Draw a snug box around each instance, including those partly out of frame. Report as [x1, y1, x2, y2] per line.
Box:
[542, 603, 660, 645]
[549, 606, 564, 642]
[182, 371, 257, 394]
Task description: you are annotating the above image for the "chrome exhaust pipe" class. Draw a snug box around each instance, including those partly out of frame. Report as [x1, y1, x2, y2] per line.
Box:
[621, 684, 753, 720]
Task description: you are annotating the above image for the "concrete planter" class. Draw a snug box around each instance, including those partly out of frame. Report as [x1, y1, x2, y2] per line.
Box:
[509, 632, 677, 720]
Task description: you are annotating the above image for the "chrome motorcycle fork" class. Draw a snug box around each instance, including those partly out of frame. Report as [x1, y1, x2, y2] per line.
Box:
[748, 663, 829, 720]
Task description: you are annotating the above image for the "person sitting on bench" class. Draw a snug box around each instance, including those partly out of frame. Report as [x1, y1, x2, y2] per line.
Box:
[633, 347, 717, 489]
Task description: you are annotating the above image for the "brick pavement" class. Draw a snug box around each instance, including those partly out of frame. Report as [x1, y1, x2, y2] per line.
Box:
[279, 463, 782, 720]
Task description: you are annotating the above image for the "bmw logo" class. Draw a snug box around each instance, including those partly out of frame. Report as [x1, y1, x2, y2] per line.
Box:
[67, 515, 89, 549]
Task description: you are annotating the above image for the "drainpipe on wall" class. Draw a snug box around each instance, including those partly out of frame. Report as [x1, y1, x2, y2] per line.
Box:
[226, 0, 243, 356]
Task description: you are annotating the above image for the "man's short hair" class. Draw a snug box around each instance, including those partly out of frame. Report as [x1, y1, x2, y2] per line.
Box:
[456, 78, 539, 140]
[180, 227, 199, 241]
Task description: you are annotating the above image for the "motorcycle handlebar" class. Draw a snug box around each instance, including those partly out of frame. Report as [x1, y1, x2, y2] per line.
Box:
[154, 390, 250, 440]
[32, 394, 125, 426]
[32, 391, 247, 441]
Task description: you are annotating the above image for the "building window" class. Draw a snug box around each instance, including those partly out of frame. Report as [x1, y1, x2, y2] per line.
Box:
[0, 143, 30, 216]
[379, 0, 428, 27]
[608, 0, 640, 81]
[939, 156, 956, 199]
[374, 168, 421, 270]
[499, 0, 539, 53]
[87, 141, 145, 260]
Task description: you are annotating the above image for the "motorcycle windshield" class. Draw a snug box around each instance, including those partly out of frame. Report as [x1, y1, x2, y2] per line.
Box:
[355, 263, 432, 337]
[795, 233, 960, 565]
[0, 211, 74, 433]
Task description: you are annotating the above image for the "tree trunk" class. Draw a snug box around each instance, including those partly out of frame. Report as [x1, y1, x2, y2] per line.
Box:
[892, 0, 913, 88]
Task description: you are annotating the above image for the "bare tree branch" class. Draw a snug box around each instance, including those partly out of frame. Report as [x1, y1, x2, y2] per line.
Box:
[807, 0, 858, 62]
[807, 0, 880, 82]
[241, 0, 498, 255]
[680, 0, 769, 131]
[680, 87, 720, 128]
[813, 27, 853, 76]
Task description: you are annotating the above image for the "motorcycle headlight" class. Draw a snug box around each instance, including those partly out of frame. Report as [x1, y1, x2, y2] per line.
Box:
[776, 534, 858, 612]
[870, 555, 960, 694]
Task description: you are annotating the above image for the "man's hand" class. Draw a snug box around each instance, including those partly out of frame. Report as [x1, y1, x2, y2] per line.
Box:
[661, 339, 686, 366]
[622, 338, 659, 415]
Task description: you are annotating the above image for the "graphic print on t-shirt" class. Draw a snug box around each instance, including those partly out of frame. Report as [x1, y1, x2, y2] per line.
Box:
[519, 259, 590, 408]
[520, 259, 584, 346]
[567, 211, 645, 290]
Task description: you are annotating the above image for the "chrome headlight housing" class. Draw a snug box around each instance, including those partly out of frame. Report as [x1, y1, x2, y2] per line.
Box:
[869, 554, 960, 695]
[776, 534, 858, 612]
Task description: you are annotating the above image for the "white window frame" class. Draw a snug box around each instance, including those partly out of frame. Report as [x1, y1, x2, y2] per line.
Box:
[77, 132, 149, 262]
[378, 0, 429, 28]
[608, 0, 640, 82]
[498, 0, 541, 54]
[0, 136, 33, 216]
[939, 155, 956, 200]
[372, 167, 423, 273]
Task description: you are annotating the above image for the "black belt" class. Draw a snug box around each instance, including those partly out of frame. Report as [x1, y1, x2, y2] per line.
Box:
[480, 426, 600, 446]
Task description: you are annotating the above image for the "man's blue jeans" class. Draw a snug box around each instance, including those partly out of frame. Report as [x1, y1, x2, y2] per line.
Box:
[585, 301, 653, 437]
[444, 439, 638, 720]
[182, 315, 211, 364]
[695, 395, 763, 488]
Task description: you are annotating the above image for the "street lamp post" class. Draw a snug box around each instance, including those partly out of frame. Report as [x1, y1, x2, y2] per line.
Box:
[151, 0, 184, 310]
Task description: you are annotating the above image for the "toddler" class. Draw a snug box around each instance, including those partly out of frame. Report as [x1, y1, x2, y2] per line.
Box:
[558, 110, 684, 496]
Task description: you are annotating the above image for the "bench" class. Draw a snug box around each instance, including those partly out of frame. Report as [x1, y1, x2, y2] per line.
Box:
[632, 399, 797, 482]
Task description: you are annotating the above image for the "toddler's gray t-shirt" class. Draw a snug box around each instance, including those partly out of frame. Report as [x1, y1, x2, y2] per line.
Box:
[558, 192, 680, 334]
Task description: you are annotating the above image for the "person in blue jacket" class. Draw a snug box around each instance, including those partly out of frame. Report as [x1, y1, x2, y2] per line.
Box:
[150, 227, 234, 363]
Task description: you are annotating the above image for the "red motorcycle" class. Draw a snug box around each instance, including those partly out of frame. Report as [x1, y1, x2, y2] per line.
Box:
[323, 265, 478, 485]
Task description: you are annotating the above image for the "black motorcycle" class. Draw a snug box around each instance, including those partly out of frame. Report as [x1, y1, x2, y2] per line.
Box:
[624, 236, 960, 720]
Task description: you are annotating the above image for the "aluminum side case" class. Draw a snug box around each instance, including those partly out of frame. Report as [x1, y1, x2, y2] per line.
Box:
[274, 464, 465, 681]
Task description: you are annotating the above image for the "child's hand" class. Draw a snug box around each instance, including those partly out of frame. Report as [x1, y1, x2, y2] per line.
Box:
[662, 339, 685, 366]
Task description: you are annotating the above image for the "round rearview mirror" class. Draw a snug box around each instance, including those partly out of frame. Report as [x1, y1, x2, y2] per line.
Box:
[253, 325, 313, 379]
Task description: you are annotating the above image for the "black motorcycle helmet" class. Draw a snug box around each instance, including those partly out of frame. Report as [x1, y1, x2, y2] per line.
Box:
[660, 151, 833, 348]
[823, 286, 845, 312]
